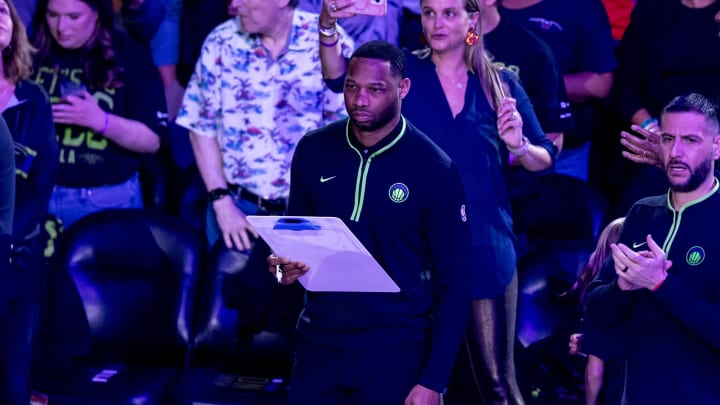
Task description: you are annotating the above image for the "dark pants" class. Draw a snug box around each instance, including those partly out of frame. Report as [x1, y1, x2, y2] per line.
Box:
[286, 336, 428, 405]
[219, 240, 304, 338]
[0, 299, 39, 405]
[214, 194, 303, 340]
[0, 234, 45, 404]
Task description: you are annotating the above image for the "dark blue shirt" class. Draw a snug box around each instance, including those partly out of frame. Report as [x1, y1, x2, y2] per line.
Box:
[401, 50, 557, 298]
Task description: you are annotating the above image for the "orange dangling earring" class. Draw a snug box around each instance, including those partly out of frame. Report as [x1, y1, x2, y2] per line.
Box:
[465, 27, 479, 46]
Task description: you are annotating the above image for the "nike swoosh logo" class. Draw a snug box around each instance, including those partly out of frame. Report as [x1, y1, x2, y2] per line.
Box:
[320, 176, 336, 183]
[633, 241, 647, 249]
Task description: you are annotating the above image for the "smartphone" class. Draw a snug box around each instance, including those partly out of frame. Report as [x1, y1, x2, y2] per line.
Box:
[345, 0, 387, 16]
[59, 80, 87, 98]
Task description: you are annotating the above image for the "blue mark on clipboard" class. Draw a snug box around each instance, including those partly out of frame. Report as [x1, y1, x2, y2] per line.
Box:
[273, 218, 322, 231]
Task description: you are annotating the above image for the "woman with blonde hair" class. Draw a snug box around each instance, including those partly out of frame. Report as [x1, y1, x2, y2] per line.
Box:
[318, 0, 557, 403]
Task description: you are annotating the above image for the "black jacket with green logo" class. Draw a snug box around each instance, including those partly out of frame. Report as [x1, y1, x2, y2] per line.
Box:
[288, 116, 471, 393]
[586, 179, 720, 404]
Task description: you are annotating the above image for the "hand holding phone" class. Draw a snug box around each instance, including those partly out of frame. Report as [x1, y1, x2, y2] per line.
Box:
[343, 0, 387, 16]
[327, 0, 387, 17]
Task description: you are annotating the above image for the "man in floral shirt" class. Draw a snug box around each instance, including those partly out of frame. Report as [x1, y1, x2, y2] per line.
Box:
[177, 0, 353, 251]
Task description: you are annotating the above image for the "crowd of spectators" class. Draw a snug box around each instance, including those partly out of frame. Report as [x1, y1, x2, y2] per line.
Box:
[3, 0, 720, 403]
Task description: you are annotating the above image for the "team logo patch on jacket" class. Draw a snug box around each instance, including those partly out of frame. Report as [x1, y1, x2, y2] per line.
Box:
[686, 246, 705, 266]
[388, 183, 409, 203]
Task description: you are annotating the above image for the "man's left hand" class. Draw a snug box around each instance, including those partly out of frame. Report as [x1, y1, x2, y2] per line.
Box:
[612, 234, 672, 291]
[404, 384, 440, 405]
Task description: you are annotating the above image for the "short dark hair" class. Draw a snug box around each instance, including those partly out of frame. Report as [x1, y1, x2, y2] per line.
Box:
[662, 93, 720, 133]
[288, 0, 299, 7]
[349, 40, 407, 80]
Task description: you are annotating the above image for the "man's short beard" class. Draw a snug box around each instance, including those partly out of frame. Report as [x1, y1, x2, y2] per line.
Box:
[351, 105, 398, 132]
[669, 155, 714, 192]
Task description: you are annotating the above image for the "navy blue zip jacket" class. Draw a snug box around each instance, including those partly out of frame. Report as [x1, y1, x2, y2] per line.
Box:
[288, 117, 471, 392]
[586, 180, 720, 404]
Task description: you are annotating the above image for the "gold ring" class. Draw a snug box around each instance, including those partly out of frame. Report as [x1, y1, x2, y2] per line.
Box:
[330, 2, 337, 11]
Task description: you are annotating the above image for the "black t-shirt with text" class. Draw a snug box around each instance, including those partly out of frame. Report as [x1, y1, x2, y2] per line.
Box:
[33, 31, 167, 187]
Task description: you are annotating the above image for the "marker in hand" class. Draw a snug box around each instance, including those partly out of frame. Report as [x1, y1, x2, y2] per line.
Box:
[275, 264, 283, 284]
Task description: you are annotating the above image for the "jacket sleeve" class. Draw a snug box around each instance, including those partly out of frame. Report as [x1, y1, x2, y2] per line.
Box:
[508, 73, 559, 170]
[584, 206, 642, 328]
[653, 275, 720, 350]
[417, 162, 471, 392]
[0, 116, 13, 236]
[584, 274, 636, 329]
[12, 85, 58, 239]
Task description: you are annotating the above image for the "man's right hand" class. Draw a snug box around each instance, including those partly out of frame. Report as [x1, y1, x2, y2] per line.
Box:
[267, 254, 310, 285]
[620, 124, 662, 168]
[611, 247, 642, 291]
[212, 197, 258, 251]
[321, 0, 358, 24]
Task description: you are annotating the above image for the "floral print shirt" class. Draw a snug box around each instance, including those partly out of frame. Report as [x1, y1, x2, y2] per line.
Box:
[176, 10, 353, 199]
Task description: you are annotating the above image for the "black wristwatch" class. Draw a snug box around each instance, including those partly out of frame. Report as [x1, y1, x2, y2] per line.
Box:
[207, 187, 231, 202]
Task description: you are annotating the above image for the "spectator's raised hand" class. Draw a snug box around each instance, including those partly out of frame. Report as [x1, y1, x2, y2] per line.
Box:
[321, 0, 358, 24]
[620, 124, 662, 168]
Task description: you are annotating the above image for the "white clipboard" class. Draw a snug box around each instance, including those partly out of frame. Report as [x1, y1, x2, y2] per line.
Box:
[246, 216, 400, 293]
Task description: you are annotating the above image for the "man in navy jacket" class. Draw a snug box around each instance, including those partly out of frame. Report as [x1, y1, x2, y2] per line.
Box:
[585, 93, 720, 404]
[269, 41, 471, 405]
